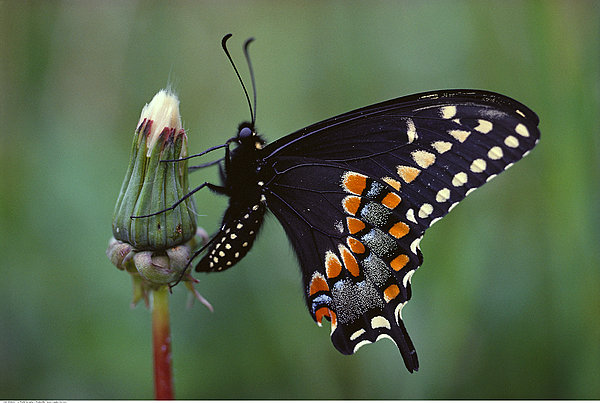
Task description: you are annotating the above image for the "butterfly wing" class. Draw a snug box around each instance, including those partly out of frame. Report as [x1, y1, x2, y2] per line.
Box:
[260, 90, 540, 372]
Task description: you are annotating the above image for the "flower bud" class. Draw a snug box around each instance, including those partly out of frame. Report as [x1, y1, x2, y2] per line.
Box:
[112, 89, 197, 251]
[107, 90, 211, 308]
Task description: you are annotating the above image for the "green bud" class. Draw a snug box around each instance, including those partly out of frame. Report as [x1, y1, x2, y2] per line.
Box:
[108, 90, 212, 308]
[112, 89, 197, 250]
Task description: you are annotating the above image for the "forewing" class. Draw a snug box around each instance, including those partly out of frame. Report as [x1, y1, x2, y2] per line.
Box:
[262, 89, 539, 165]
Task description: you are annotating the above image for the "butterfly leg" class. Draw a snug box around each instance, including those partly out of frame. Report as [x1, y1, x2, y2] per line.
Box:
[169, 229, 221, 287]
[130, 181, 226, 219]
[188, 158, 224, 172]
[161, 142, 231, 163]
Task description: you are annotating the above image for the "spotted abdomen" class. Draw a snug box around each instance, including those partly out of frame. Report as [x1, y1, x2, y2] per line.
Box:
[196, 196, 267, 272]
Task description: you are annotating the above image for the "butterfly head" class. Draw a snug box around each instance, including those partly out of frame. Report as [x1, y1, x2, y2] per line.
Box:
[235, 121, 265, 150]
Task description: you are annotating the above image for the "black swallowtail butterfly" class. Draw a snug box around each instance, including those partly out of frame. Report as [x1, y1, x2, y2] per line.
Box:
[163, 35, 540, 372]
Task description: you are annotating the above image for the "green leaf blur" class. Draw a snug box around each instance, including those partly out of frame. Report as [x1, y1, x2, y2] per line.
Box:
[1, 0, 598, 399]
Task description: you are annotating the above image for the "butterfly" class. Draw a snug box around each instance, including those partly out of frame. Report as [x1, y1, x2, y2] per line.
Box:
[167, 35, 540, 372]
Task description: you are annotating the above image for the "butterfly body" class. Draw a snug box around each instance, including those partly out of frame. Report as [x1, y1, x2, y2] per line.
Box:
[194, 89, 540, 372]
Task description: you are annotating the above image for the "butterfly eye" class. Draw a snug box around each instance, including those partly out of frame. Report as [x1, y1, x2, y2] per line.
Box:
[239, 126, 253, 139]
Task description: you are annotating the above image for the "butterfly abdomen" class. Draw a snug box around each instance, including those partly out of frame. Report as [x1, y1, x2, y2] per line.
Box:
[195, 197, 267, 272]
[196, 131, 268, 273]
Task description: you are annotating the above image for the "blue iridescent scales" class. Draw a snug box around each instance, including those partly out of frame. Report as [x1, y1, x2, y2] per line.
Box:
[194, 89, 540, 372]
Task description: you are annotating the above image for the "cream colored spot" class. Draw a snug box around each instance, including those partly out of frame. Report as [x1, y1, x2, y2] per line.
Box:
[504, 135, 519, 148]
[411, 150, 436, 169]
[466, 188, 477, 196]
[397, 165, 421, 183]
[436, 188, 450, 203]
[441, 105, 457, 119]
[516, 109, 526, 118]
[403, 269, 415, 288]
[475, 119, 493, 134]
[350, 329, 366, 341]
[486, 174, 497, 183]
[382, 177, 401, 191]
[234, 252, 240, 258]
[418, 203, 433, 219]
[225, 243, 231, 249]
[236, 223, 243, 229]
[470, 158, 487, 173]
[407, 118, 417, 143]
[395, 301, 407, 321]
[230, 234, 237, 239]
[410, 236, 422, 254]
[242, 242, 248, 247]
[371, 316, 391, 329]
[515, 123, 530, 137]
[488, 146, 503, 160]
[219, 251, 225, 257]
[353, 340, 372, 353]
[432, 141, 452, 154]
[449, 129, 470, 143]
[452, 172, 468, 187]
[448, 202, 459, 212]
[430, 216, 443, 226]
[406, 208, 417, 224]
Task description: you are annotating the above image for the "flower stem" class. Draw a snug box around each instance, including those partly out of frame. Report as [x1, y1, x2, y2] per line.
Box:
[152, 286, 174, 399]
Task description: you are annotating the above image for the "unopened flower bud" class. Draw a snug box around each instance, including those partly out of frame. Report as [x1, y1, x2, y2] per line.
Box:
[112, 89, 197, 250]
[107, 90, 211, 308]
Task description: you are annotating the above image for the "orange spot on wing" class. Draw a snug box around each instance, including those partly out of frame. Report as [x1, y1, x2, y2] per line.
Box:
[381, 192, 401, 209]
[342, 196, 361, 216]
[391, 254, 409, 271]
[397, 166, 421, 183]
[330, 309, 337, 328]
[389, 221, 410, 239]
[347, 237, 366, 254]
[384, 284, 400, 302]
[340, 246, 360, 277]
[343, 172, 367, 195]
[315, 307, 337, 327]
[346, 217, 366, 234]
[325, 252, 342, 279]
[383, 177, 401, 191]
[309, 273, 329, 295]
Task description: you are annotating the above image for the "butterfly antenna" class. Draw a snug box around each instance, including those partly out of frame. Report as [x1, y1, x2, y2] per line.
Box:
[243, 37, 257, 126]
[222, 33, 254, 126]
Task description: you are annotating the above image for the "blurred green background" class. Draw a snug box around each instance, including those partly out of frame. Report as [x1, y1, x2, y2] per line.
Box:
[1, 0, 599, 399]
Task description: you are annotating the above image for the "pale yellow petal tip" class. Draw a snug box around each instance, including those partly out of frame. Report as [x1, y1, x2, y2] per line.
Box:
[138, 89, 182, 156]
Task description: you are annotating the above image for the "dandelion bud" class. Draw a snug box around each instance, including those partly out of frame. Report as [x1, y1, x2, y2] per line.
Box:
[112, 89, 197, 250]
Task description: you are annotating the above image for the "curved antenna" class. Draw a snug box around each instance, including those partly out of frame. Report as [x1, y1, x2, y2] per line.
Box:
[222, 33, 254, 126]
[243, 37, 257, 125]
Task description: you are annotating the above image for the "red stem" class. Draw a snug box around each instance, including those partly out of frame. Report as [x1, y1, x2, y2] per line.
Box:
[152, 287, 174, 399]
